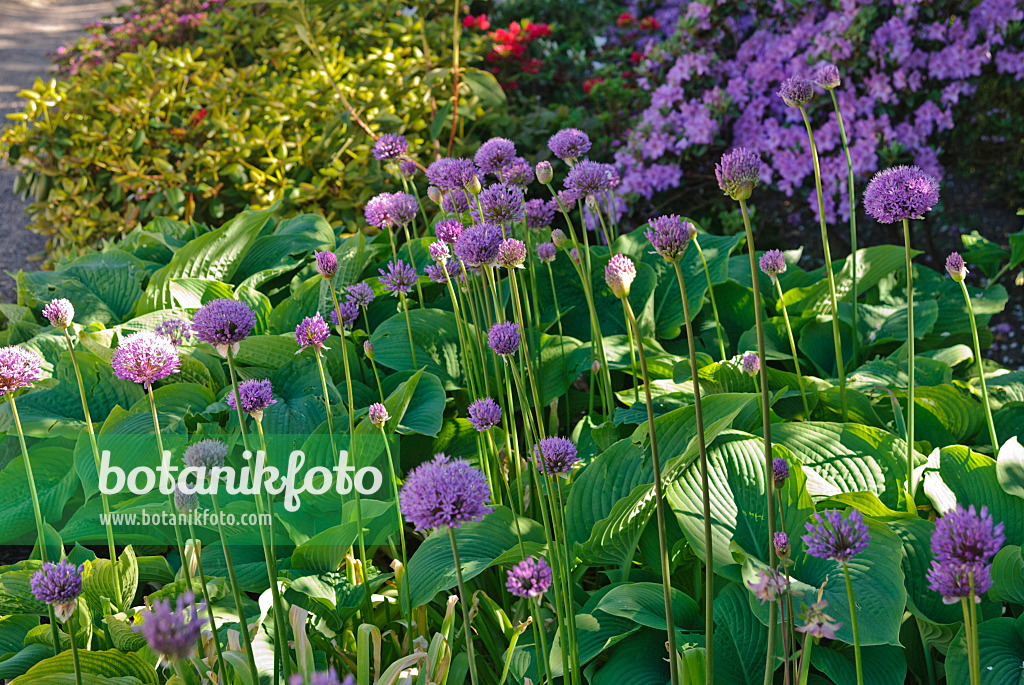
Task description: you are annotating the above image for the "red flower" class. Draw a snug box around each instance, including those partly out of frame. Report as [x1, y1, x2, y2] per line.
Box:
[583, 77, 604, 94]
[616, 12, 634, 28]
[477, 14, 490, 30]
[190, 107, 208, 127]
[630, 50, 642, 64]
[527, 22, 551, 40]
[522, 58, 543, 74]
[640, 16, 662, 30]
[462, 14, 476, 28]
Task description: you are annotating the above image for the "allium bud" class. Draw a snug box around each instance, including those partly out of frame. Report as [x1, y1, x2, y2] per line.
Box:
[497, 238, 527, 269]
[363, 339, 375, 360]
[43, 298, 75, 328]
[813, 63, 841, 90]
[467, 175, 482, 196]
[175, 487, 199, 514]
[537, 242, 557, 263]
[368, 402, 390, 427]
[945, 252, 967, 282]
[759, 249, 787, 281]
[569, 247, 581, 264]
[551, 228, 568, 248]
[774, 532, 791, 558]
[315, 250, 338, 280]
[400, 160, 418, 178]
[591, 359, 601, 374]
[716, 148, 762, 202]
[778, 76, 814, 107]
[741, 351, 760, 376]
[429, 240, 450, 263]
[772, 457, 790, 490]
[427, 186, 443, 205]
[604, 254, 636, 299]
[536, 161, 553, 184]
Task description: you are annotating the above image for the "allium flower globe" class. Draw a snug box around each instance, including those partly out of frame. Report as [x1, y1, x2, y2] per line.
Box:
[175, 487, 199, 514]
[368, 402, 390, 427]
[802, 509, 870, 562]
[497, 238, 527, 269]
[346, 281, 375, 308]
[467, 397, 502, 431]
[537, 242, 557, 263]
[475, 137, 517, 175]
[428, 240, 450, 263]
[111, 332, 180, 388]
[716, 148, 762, 202]
[400, 160, 417, 178]
[365, 192, 418, 229]
[192, 299, 256, 356]
[225, 379, 276, 418]
[454, 223, 502, 268]
[814, 63, 841, 90]
[296, 313, 331, 352]
[435, 218, 464, 245]
[400, 453, 492, 530]
[183, 438, 228, 470]
[426, 157, 478, 191]
[565, 160, 615, 198]
[945, 252, 967, 282]
[372, 133, 408, 161]
[154, 318, 192, 348]
[0, 346, 43, 397]
[759, 249, 787, 280]
[524, 198, 556, 230]
[930, 505, 1005, 567]
[315, 250, 338, 280]
[330, 301, 359, 330]
[31, 559, 83, 621]
[506, 556, 553, 599]
[379, 259, 418, 296]
[501, 157, 534, 187]
[480, 183, 525, 224]
[777, 76, 814, 107]
[548, 128, 592, 161]
[533, 436, 579, 475]
[863, 165, 940, 224]
[645, 214, 692, 262]
[488, 321, 521, 356]
[741, 351, 760, 376]
[135, 591, 207, 661]
[604, 254, 636, 299]
[43, 298, 75, 328]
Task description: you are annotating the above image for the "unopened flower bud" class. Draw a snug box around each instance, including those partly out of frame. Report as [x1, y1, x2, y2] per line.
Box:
[467, 175, 482, 196]
[536, 161, 553, 184]
[551, 229, 568, 248]
[363, 340, 375, 360]
[428, 186, 443, 205]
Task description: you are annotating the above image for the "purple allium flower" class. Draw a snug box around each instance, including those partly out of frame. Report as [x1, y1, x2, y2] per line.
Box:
[225, 379, 276, 418]
[425, 263, 448, 283]
[565, 160, 616, 197]
[315, 250, 338, 280]
[927, 561, 993, 604]
[863, 165, 940, 224]
[365, 192, 419, 229]
[192, 299, 256, 353]
[778, 76, 814, 107]
[716, 148, 762, 202]
[467, 397, 502, 431]
[535, 160, 553, 184]
[111, 332, 180, 388]
[435, 218, 464, 245]
[548, 128, 592, 161]
[605, 254, 636, 299]
[802, 509, 870, 563]
[183, 438, 228, 470]
[135, 591, 206, 661]
[645, 214, 692, 262]
[368, 402, 390, 427]
[533, 436, 579, 475]
[43, 298, 74, 328]
[748, 568, 789, 603]
[475, 137, 517, 175]
[557, 188, 580, 206]
[30, 559, 83, 617]
[797, 601, 841, 639]
[346, 282, 375, 308]
[454, 223, 502, 268]
[537, 242, 557, 263]
[488, 321, 521, 356]
[154, 319, 192, 348]
[773, 457, 790, 490]
[814, 63, 841, 90]
[363, 340, 374, 359]
[551, 229, 568, 248]
[0, 346, 43, 397]
[569, 247, 581, 264]
[296, 313, 331, 352]
[498, 239, 527, 269]
[591, 359, 601, 374]
[741, 351, 760, 376]
[480, 183, 525, 224]
[524, 198, 555, 230]
[428, 240, 450, 263]
[759, 250, 787, 281]
[501, 157, 534, 187]
[330, 301, 359, 330]
[372, 133, 408, 161]
[506, 556, 553, 599]
[930, 505, 1005, 567]
[774, 532, 791, 558]
[945, 252, 967, 282]
[426, 158, 479, 191]
[400, 453, 492, 530]
[379, 259, 417, 296]
[400, 160, 418, 178]
[175, 486, 199, 514]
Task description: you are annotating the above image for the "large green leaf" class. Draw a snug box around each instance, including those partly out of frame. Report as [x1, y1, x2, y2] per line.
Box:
[233, 213, 335, 284]
[944, 616, 1024, 685]
[590, 629, 672, 685]
[595, 582, 701, 632]
[811, 644, 907, 685]
[783, 245, 913, 314]
[10, 649, 157, 684]
[369, 308, 473, 389]
[0, 443, 78, 545]
[379, 370, 445, 437]
[989, 545, 1024, 604]
[713, 582, 775, 685]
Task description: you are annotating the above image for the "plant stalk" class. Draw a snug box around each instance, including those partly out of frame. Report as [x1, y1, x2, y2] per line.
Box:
[957, 279, 1000, 456]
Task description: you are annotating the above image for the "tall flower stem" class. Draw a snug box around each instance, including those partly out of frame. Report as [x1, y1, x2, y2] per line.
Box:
[187, 520, 229, 684]
[797, 632, 813, 685]
[672, 262, 713, 683]
[66, 615, 83, 685]
[8, 395, 62, 653]
[829, 90, 859, 367]
[841, 561, 863, 685]
[533, 596, 553, 685]
[968, 573, 981, 685]
[545, 263, 570, 428]
[772, 280, 810, 416]
[957, 279, 999, 456]
[449, 529, 479, 685]
[799, 107, 847, 421]
[621, 299, 680, 685]
[738, 199, 779, 684]
[401, 222, 426, 307]
[622, 300, 641, 403]
[693, 237, 727, 361]
[146, 388, 192, 598]
[398, 292, 418, 367]
[378, 426, 411, 615]
[902, 218, 916, 494]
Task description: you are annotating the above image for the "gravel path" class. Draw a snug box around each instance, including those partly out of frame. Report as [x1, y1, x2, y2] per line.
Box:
[0, 0, 115, 303]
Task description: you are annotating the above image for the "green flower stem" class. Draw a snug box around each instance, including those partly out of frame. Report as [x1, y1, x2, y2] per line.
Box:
[672, 261, 714, 683]
[957, 279, 1000, 456]
[449, 529, 479, 685]
[61, 329, 122, 596]
[797, 632, 813, 685]
[66, 615, 83, 685]
[533, 596, 553, 685]
[777, 599, 791, 685]
[969, 573, 981, 685]
[902, 218, 916, 494]
[738, 199, 779, 685]
[841, 561, 863, 685]
[398, 292, 418, 367]
[799, 106, 847, 421]
[378, 426, 411, 616]
[772, 279, 810, 416]
[386, 227, 399, 264]
[209, 491, 261, 683]
[8, 395, 63, 653]
[401, 222, 426, 308]
[829, 89, 860, 368]
[693, 237, 727, 361]
[622, 301, 640, 404]
[621, 298, 681, 685]
[545, 262, 569, 428]
[960, 596, 979, 685]
[186, 519, 229, 685]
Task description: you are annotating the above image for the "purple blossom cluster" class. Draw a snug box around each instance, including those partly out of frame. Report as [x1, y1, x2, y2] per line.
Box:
[927, 505, 1005, 603]
[134, 591, 207, 661]
[400, 453, 492, 530]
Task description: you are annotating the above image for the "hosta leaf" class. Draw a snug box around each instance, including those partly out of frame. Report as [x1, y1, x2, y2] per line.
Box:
[10, 649, 157, 684]
[590, 629, 672, 684]
[989, 545, 1024, 604]
[783, 245, 914, 314]
[595, 582, 701, 632]
[811, 644, 907, 685]
[944, 616, 1024, 685]
[370, 308, 474, 389]
[713, 582, 774, 685]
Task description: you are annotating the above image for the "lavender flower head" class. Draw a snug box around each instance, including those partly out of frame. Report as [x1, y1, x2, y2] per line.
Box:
[428, 240, 450, 264]
[475, 137, 517, 175]
[111, 332, 180, 388]
[927, 561, 993, 604]
[537, 242, 557, 263]
[524, 198, 555, 230]
[296, 313, 331, 353]
[605, 254, 636, 299]
[154, 319, 192, 348]
[498, 239, 527, 269]
[346, 281, 375, 308]
[931, 505, 1005, 567]
[802, 509, 870, 563]
[192, 299, 256, 356]
[400, 453, 492, 530]
[945, 252, 967, 282]
[379, 259, 417, 296]
[183, 438, 228, 470]
[424, 263, 448, 284]
[454, 223, 502, 268]
[426, 158, 479, 191]
[778, 76, 814, 107]
[502, 157, 534, 187]
[716, 148, 762, 202]
[645, 214, 692, 262]
[315, 250, 338, 280]
[506, 556, 553, 599]
[43, 298, 74, 328]
[135, 591, 207, 661]
[548, 128, 592, 161]
[863, 165, 940, 224]
[797, 601, 841, 640]
[741, 351, 760, 376]
[0, 346, 43, 397]
[368, 402, 390, 427]
[488, 321, 521, 357]
[773, 457, 790, 490]
[330, 301, 359, 330]
[435, 218, 464, 245]
[175, 487, 199, 514]
[814, 63, 841, 90]
[533, 436, 579, 475]
[748, 568, 788, 603]
[467, 397, 502, 431]
[225, 379, 276, 419]
[480, 183, 525, 224]
[365, 192, 418, 229]
[565, 160, 615, 198]
[372, 133, 408, 161]
[774, 532, 791, 558]
[31, 559, 83, 621]
[759, 249, 787, 281]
